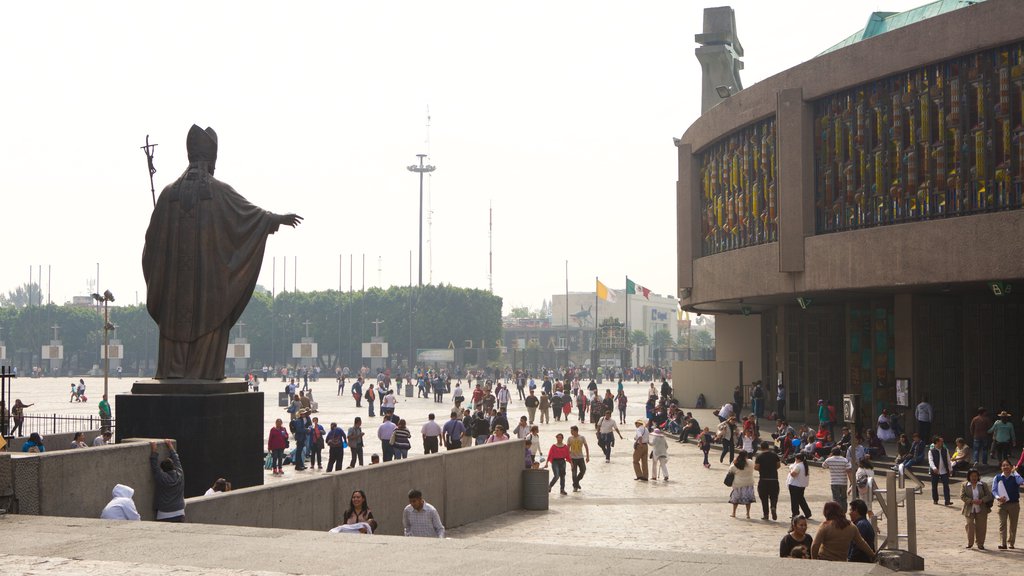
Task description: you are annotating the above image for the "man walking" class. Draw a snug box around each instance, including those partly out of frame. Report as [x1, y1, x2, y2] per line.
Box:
[421, 413, 442, 454]
[568, 425, 590, 492]
[525, 390, 539, 425]
[346, 417, 364, 468]
[377, 415, 397, 462]
[597, 410, 622, 462]
[325, 422, 347, 472]
[496, 385, 511, 413]
[754, 440, 781, 520]
[776, 380, 785, 420]
[915, 396, 934, 443]
[928, 436, 953, 505]
[822, 447, 853, 510]
[442, 411, 465, 450]
[403, 489, 445, 538]
[969, 407, 992, 466]
[632, 419, 650, 481]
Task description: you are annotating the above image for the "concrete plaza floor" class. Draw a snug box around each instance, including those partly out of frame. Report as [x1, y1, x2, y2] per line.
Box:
[3, 375, 1022, 575]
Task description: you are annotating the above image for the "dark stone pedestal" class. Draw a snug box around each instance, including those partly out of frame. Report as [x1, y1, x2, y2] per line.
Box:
[116, 379, 263, 498]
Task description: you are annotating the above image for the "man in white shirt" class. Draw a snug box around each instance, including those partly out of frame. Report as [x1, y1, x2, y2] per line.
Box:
[496, 386, 511, 412]
[403, 489, 445, 538]
[928, 435, 953, 506]
[915, 396, 934, 443]
[421, 413, 442, 455]
[632, 419, 650, 481]
[381, 389, 397, 416]
[718, 402, 734, 422]
[93, 430, 112, 446]
[377, 416, 397, 462]
[596, 411, 623, 462]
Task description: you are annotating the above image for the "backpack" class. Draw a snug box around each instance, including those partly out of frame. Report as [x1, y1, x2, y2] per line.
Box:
[365, 389, 375, 401]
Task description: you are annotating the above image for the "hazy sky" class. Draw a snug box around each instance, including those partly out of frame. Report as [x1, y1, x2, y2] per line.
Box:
[1, 0, 926, 313]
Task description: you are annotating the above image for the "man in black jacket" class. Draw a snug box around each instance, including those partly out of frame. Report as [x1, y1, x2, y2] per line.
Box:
[149, 439, 184, 522]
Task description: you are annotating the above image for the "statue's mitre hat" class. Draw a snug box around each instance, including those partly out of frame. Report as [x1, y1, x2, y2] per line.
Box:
[186, 124, 218, 163]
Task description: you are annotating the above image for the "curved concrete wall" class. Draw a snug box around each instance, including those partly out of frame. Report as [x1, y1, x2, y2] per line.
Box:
[677, 0, 1024, 307]
[690, 210, 1024, 308]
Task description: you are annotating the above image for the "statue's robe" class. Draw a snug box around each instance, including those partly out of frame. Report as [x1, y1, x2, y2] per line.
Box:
[142, 165, 279, 380]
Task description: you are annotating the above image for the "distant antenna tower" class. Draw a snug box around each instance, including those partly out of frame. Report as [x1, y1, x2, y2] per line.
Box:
[425, 106, 434, 284]
[489, 201, 493, 293]
[377, 256, 382, 287]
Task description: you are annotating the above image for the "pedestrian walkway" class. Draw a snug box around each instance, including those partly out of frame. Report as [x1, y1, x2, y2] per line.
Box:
[5, 377, 1021, 574]
[0, 514, 887, 576]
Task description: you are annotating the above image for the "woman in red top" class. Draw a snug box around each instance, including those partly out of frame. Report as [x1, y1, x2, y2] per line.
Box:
[544, 433, 571, 495]
[267, 418, 289, 475]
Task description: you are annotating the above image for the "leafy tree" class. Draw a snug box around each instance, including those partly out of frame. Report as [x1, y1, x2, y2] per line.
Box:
[651, 329, 675, 350]
[0, 282, 43, 308]
[693, 330, 714, 351]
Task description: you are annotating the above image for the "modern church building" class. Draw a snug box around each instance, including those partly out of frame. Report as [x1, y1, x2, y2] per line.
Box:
[675, 0, 1023, 439]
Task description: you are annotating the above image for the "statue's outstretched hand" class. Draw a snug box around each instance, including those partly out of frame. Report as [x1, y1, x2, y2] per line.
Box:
[279, 214, 303, 227]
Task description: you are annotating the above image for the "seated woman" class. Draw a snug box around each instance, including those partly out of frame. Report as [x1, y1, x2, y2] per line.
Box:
[70, 432, 88, 449]
[814, 433, 835, 459]
[204, 478, 231, 496]
[866, 429, 887, 459]
[894, 433, 910, 463]
[22, 432, 45, 452]
[950, 437, 971, 474]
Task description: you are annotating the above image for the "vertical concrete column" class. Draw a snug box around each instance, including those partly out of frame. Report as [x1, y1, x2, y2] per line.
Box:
[894, 294, 914, 386]
[776, 88, 814, 273]
[677, 143, 701, 298]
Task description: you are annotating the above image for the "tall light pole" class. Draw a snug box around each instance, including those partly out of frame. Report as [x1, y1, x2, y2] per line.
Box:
[407, 154, 436, 287]
[92, 290, 115, 399]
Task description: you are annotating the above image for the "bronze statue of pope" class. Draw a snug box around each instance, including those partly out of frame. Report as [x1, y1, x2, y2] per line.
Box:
[142, 125, 301, 380]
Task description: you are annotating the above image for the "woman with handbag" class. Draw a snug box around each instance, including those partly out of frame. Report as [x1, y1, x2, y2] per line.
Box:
[389, 419, 413, 460]
[876, 409, 897, 442]
[727, 451, 755, 518]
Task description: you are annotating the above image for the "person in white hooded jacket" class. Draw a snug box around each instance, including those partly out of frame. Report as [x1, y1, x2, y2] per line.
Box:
[100, 484, 141, 521]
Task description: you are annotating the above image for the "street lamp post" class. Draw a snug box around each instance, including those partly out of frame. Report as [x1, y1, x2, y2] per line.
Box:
[92, 290, 115, 400]
[406, 154, 436, 287]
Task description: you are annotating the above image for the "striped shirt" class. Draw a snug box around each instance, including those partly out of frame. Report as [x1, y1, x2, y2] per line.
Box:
[390, 427, 412, 449]
[822, 455, 851, 485]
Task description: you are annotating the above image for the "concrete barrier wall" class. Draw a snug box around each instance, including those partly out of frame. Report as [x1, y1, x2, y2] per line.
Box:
[5, 430, 103, 453]
[185, 440, 525, 536]
[5, 438, 173, 520]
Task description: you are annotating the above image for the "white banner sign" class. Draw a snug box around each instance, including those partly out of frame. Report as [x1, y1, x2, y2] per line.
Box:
[226, 343, 251, 359]
[417, 349, 455, 362]
[292, 342, 318, 359]
[41, 345, 64, 360]
[361, 342, 388, 358]
[100, 345, 123, 360]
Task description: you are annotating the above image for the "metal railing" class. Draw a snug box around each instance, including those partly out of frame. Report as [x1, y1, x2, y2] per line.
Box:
[12, 413, 114, 437]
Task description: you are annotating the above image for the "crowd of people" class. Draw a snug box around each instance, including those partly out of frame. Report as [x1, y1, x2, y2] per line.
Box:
[13, 364, 1019, 559]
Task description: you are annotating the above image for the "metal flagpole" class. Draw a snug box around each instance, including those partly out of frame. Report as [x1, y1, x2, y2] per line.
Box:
[625, 275, 630, 370]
